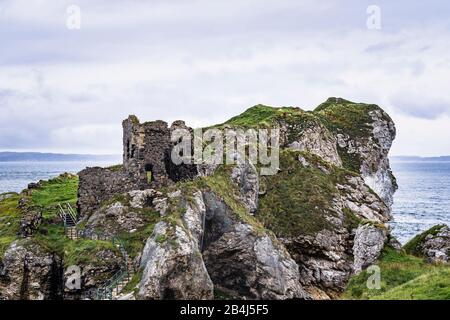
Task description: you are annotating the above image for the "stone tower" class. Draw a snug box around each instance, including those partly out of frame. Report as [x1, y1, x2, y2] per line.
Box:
[78, 115, 198, 216]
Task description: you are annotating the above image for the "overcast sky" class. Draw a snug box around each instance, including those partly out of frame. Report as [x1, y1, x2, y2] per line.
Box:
[0, 0, 450, 156]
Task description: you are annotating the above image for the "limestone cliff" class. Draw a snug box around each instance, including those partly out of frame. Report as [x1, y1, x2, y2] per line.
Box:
[0, 98, 401, 300]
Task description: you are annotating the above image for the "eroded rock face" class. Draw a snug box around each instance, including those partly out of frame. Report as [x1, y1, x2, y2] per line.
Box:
[231, 161, 259, 215]
[83, 189, 158, 237]
[17, 208, 42, 238]
[337, 175, 391, 223]
[202, 192, 308, 300]
[282, 228, 352, 298]
[138, 189, 309, 300]
[288, 122, 342, 167]
[336, 108, 397, 207]
[410, 225, 450, 264]
[269, 150, 392, 298]
[138, 221, 214, 300]
[353, 224, 387, 273]
[0, 241, 62, 300]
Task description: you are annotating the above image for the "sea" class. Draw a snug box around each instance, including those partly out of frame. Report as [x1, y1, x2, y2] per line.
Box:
[390, 160, 450, 244]
[0, 161, 116, 194]
[0, 160, 449, 244]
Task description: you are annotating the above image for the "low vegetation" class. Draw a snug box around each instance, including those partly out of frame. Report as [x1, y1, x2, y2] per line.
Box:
[30, 174, 78, 220]
[0, 193, 21, 257]
[403, 224, 447, 257]
[255, 149, 359, 236]
[343, 247, 450, 300]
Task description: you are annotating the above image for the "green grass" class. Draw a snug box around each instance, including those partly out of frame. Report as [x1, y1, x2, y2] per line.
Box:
[118, 222, 158, 259]
[313, 98, 389, 172]
[222, 104, 285, 127]
[0, 193, 21, 258]
[63, 239, 118, 267]
[313, 98, 377, 139]
[403, 224, 447, 257]
[31, 174, 78, 220]
[342, 248, 450, 300]
[255, 150, 357, 237]
[213, 99, 391, 174]
[122, 268, 143, 294]
[201, 166, 267, 235]
[27, 173, 129, 269]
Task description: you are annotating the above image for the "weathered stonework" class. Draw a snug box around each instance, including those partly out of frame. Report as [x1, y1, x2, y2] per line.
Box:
[77, 116, 198, 216]
[77, 167, 136, 217]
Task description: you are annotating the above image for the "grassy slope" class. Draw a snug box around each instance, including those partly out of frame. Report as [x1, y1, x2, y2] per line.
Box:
[220, 98, 383, 173]
[221, 101, 450, 300]
[0, 175, 120, 267]
[343, 248, 450, 300]
[0, 193, 21, 257]
[256, 149, 360, 237]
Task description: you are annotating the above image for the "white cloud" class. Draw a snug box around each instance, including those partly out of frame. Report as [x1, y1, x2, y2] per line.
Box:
[0, 0, 450, 155]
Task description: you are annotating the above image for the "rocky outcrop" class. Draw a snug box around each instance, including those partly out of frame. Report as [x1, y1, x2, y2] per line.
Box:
[138, 188, 309, 300]
[138, 221, 214, 300]
[333, 106, 397, 207]
[231, 161, 259, 215]
[337, 175, 391, 223]
[405, 224, 450, 264]
[352, 224, 387, 273]
[64, 248, 123, 300]
[0, 240, 62, 300]
[0, 98, 402, 301]
[82, 189, 159, 237]
[202, 191, 308, 299]
[17, 208, 42, 238]
[287, 121, 342, 167]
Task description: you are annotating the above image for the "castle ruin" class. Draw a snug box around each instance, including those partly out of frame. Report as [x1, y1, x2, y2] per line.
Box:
[77, 115, 198, 216]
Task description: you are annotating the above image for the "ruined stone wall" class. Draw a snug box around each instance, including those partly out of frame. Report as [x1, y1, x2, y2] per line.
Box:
[77, 167, 137, 217]
[77, 116, 198, 216]
[122, 116, 197, 188]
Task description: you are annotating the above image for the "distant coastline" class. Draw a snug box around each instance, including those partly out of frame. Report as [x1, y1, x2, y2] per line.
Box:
[0, 151, 121, 162]
[2, 152, 450, 163]
[391, 155, 450, 162]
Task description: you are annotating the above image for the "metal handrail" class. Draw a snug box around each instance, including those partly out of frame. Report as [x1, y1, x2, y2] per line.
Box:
[58, 203, 132, 300]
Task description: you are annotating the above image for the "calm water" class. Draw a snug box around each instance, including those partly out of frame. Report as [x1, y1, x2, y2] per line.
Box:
[390, 161, 450, 244]
[0, 160, 449, 244]
[0, 161, 117, 194]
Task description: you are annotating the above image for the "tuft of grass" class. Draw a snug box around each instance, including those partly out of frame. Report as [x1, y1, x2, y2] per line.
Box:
[63, 239, 118, 267]
[118, 216, 159, 259]
[0, 193, 21, 258]
[31, 175, 79, 220]
[403, 224, 447, 257]
[313, 98, 390, 172]
[202, 166, 267, 235]
[122, 268, 143, 295]
[313, 98, 376, 138]
[106, 164, 123, 172]
[255, 150, 356, 237]
[342, 247, 450, 300]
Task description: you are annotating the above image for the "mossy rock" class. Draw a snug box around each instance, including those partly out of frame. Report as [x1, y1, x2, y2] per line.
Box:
[403, 224, 448, 257]
[255, 149, 359, 237]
